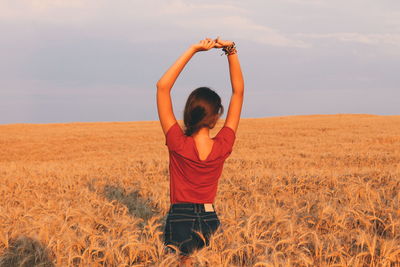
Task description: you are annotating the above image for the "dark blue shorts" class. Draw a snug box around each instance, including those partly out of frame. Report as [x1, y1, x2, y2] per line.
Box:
[163, 203, 221, 256]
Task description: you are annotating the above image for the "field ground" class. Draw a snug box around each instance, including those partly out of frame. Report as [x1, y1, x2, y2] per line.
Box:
[0, 114, 399, 266]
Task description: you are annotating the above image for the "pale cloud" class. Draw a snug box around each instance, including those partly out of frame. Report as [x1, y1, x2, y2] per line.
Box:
[161, 0, 249, 15]
[283, 0, 327, 5]
[159, 0, 309, 47]
[0, 0, 308, 47]
[0, 0, 247, 23]
[0, 0, 155, 24]
[1, 0, 398, 48]
[0, 0, 84, 21]
[144, 0, 310, 48]
[297, 33, 400, 46]
[218, 16, 310, 48]
[175, 15, 310, 48]
[29, 0, 84, 9]
[384, 11, 400, 28]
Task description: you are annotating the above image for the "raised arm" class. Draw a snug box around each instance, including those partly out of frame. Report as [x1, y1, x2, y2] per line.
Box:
[156, 39, 217, 134]
[217, 39, 244, 133]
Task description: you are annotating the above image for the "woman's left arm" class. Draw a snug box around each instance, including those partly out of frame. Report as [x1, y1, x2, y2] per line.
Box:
[156, 39, 216, 134]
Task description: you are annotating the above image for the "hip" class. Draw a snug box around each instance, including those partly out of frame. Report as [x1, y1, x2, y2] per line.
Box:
[164, 202, 221, 253]
[165, 203, 220, 231]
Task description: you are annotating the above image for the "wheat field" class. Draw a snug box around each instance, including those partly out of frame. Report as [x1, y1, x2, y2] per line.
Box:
[0, 114, 399, 266]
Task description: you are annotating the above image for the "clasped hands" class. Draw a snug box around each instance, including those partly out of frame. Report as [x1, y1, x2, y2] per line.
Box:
[191, 37, 234, 52]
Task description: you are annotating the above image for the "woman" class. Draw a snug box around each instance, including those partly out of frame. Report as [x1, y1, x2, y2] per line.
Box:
[156, 37, 244, 266]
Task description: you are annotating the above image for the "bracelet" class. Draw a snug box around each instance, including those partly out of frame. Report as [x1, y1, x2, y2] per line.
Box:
[221, 42, 237, 56]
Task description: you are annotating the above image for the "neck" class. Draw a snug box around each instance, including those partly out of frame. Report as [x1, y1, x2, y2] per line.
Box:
[193, 127, 210, 138]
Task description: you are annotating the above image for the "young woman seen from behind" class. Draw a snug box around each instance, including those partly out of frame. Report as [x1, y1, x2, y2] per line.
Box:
[156, 37, 244, 266]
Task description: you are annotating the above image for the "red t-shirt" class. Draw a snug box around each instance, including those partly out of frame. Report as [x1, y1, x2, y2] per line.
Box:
[165, 122, 236, 204]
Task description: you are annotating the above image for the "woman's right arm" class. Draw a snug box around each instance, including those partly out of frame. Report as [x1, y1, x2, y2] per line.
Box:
[156, 39, 217, 134]
[218, 40, 244, 133]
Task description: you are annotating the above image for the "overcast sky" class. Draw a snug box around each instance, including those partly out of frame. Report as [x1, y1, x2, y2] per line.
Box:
[1, 0, 399, 124]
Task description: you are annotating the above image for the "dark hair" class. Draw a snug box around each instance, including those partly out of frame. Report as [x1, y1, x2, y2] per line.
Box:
[183, 87, 224, 136]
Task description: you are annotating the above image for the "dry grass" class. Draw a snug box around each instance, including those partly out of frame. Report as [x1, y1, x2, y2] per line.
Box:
[0, 114, 399, 266]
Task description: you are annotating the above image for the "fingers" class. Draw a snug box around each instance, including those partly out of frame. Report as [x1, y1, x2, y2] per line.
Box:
[200, 38, 216, 50]
[215, 37, 233, 47]
[217, 40, 229, 46]
[197, 37, 228, 51]
[213, 36, 223, 48]
[205, 37, 214, 48]
[207, 40, 216, 49]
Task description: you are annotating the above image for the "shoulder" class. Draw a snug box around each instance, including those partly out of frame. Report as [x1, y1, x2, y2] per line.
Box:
[214, 126, 236, 155]
[166, 121, 183, 137]
[215, 126, 236, 143]
[210, 126, 236, 159]
[165, 122, 187, 151]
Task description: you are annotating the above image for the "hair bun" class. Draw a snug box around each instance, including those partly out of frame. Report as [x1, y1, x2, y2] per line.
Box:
[184, 87, 224, 136]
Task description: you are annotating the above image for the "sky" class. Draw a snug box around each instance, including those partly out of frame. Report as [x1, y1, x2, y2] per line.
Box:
[0, 0, 399, 124]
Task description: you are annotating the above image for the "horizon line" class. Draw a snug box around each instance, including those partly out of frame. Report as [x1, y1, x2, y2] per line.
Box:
[1, 113, 399, 127]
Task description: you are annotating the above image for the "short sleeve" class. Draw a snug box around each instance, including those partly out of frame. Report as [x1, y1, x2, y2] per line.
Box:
[165, 122, 185, 151]
[215, 126, 236, 154]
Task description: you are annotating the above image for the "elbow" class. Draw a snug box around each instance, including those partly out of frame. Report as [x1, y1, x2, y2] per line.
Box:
[156, 81, 165, 92]
[156, 80, 169, 91]
[156, 82, 170, 95]
[156, 80, 163, 89]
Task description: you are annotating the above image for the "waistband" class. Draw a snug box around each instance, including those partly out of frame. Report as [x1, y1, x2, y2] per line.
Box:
[170, 203, 215, 213]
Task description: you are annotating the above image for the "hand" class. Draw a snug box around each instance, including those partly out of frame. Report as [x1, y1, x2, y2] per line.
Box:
[214, 37, 234, 48]
[191, 38, 217, 52]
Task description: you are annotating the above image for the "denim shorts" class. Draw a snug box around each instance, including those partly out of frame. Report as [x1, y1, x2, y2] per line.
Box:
[163, 203, 221, 256]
